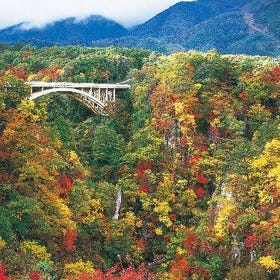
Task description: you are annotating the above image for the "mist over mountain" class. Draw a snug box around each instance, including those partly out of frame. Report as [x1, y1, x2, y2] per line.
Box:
[0, 0, 279, 56]
[0, 16, 127, 45]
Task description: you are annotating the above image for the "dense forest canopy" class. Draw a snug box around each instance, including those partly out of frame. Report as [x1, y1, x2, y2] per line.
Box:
[0, 45, 279, 279]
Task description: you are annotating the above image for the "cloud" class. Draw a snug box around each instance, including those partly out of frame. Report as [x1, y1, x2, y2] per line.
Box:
[0, 0, 191, 29]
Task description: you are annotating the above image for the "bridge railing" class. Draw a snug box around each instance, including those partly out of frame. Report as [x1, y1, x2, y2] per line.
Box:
[27, 81, 131, 89]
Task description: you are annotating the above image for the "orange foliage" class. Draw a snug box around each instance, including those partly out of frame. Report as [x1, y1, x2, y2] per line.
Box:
[64, 229, 78, 251]
[138, 183, 150, 194]
[136, 161, 153, 177]
[7, 65, 28, 80]
[239, 90, 247, 100]
[77, 264, 155, 280]
[197, 174, 209, 185]
[182, 234, 197, 254]
[188, 153, 201, 164]
[136, 239, 145, 250]
[60, 173, 74, 191]
[244, 234, 259, 249]
[170, 256, 190, 280]
[34, 65, 63, 81]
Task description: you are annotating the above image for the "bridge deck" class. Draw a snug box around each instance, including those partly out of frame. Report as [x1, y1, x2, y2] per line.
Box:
[28, 81, 131, 89]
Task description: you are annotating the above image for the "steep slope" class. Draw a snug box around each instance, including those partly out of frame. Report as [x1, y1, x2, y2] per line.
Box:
[177, 11, 250, 52]
[249, 0, 280, 38]
[130, 1, 217, 39]
[177, 5, 280, 56]
[131, 0, 279, 56]
[0, 0, 279, 56]
[0, 15, 127, 45]
[225, 33, 280, 56]
[199, 0, 254, 13]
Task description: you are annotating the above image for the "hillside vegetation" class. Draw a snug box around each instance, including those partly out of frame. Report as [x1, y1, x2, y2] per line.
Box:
[0, 45, 279, 279]
[131, 0, 280, 56]
[0, 0, 279, 56]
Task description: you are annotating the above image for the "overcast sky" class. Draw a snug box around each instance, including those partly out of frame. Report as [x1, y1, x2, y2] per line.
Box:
[0, 0, 191, 29]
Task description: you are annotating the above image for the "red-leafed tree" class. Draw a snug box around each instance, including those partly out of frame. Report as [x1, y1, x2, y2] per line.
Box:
[64, 229, 78, 251]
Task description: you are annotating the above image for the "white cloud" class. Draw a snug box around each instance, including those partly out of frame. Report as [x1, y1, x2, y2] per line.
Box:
[0, 0, 191, 29]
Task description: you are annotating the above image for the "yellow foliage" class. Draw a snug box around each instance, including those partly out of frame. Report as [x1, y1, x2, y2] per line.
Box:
[27, 73, 37, 81]
[160, 173, 173, 188]
[252, 157, 268, 169]
[258, 256, 279, 271]
[69, 150, 79, 162]
[123, 211, 137, 227]
[159, 216, 173, 228]
[42, 76, 50, 82]
[181, 189, 197, 207]
[64, 260, 95, 278]
[155, 227, 163, 235]
[142, 198, 151, 210]
[174, 102, 185, 115]
[113, 211, 138, 237]
[76, 198, 102, 224]
[251, 134, 280, 203]
[18, 100, 43, 122]
[248, 103, 271, 119]
[0, 236, 6, 249]
[176, 247, 186, 255]
[153, 200, 173, 227]
[214, 199, 235, 238]
[210, 117, 221, 127]
[57, 69, 65, 75]
[268, 162, 280, 186]
[252, 139, 280, 170]
[20, 99, 35, 109]
[42, 192, 76, 231]
[258, 189, 273, 204]
[21, 241, 51, 262]
[153, 200, 171, 215]
[161, 263, 168, 268]
[135, 219, 143, 228]
[178, 114, 196, 130]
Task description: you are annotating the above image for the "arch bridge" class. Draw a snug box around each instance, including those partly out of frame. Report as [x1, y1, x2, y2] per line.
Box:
[28, 81, 131, 115]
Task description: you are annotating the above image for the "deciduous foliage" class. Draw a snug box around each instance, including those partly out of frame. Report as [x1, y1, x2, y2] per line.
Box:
[0, 45, 279, 279]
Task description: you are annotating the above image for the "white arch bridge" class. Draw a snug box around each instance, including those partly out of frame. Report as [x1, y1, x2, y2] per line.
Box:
[28, 81, 131, 115]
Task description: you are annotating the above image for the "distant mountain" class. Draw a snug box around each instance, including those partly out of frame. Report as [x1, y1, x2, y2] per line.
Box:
[130, 0, 280, 56]
[187, 0, 280, 55]
[198, 0, 254, 13]
[0, 0, 279, 56]
[130, 1, 217, 40]
[0, 15, 127, 45]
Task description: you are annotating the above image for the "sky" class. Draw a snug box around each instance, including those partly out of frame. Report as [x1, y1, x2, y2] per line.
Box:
[0, 0, 190, 30]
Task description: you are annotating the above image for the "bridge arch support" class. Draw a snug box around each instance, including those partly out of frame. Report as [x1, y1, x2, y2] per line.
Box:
[30, 87, 107, 115]
[28, 81, 131, 116]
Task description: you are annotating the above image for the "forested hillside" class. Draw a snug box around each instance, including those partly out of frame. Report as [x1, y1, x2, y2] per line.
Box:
[130, 0, 280, 56]
[0, 0, 279, 56]
[0, 45, 279, 279]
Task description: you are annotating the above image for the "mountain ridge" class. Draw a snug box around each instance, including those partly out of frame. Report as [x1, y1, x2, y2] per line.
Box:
[0, 15, 127, 45]
[0, 0, 279, 56]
